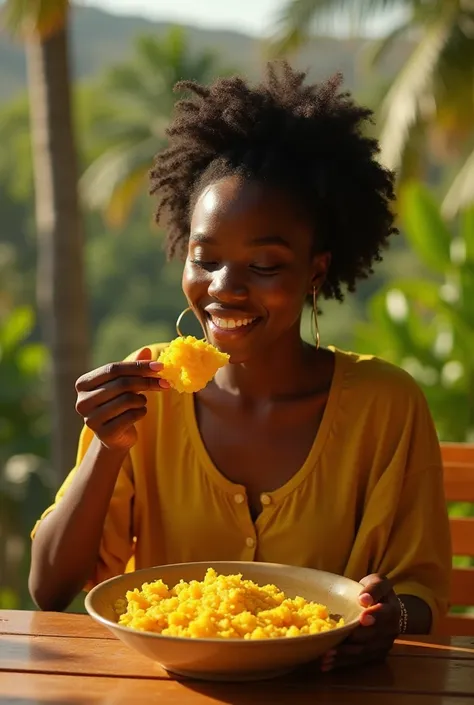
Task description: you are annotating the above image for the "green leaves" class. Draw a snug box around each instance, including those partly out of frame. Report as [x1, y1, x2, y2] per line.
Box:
[81, 28, 226, 228]
[271, 0, 407, 55]
[400, 181, 452, 272]
[355, 181, 474, 441]
[0, 306, 34, 353]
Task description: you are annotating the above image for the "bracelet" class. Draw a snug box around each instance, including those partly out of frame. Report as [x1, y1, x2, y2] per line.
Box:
[397, 596, 408, 634]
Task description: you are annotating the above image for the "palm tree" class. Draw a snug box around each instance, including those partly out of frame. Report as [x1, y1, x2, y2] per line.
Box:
[273, 0, 474, 216]
[81, 28, 227, 227]
[2, 0, 89, 481]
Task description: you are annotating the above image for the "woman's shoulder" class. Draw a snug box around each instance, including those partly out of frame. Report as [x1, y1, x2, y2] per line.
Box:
[124, 342, 170, 362]
[331, 346, 428, 409]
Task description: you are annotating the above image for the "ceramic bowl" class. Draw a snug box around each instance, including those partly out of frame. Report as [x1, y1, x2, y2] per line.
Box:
[85, 561, 364, 682]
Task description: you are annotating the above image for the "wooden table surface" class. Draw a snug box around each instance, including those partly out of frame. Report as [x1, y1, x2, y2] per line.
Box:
[1, 610, 474, 704]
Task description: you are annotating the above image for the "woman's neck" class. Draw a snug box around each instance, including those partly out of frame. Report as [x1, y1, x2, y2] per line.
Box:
[212, 335, 329, 402]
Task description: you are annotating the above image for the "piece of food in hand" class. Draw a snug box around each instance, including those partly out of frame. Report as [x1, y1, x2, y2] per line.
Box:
[157, 336, 229, 393]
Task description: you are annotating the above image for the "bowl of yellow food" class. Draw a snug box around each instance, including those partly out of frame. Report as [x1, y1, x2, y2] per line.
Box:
[85, 561, 364, 681]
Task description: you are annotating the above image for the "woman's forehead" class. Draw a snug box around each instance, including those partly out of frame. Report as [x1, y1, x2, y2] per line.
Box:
[191, 176, 311, 235]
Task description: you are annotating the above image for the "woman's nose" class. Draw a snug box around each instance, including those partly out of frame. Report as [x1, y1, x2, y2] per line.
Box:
[208, 266, 248, 303]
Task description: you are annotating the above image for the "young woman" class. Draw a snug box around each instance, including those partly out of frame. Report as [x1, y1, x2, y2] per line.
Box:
[29, 63, 451, 672]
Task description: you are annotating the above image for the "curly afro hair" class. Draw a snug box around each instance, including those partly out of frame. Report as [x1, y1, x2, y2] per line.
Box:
[150, 61, 397, 304]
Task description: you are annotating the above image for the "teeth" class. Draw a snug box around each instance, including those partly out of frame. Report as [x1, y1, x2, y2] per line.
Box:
[211, 316, 256, 330]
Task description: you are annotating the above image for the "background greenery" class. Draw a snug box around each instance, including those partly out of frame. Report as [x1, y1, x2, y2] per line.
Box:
[0, 1, 473, 612]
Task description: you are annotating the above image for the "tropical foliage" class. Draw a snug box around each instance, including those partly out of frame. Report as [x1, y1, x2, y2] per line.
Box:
[355, 181, 474, 442]
[81, 28, 227, 227]
[273, 0, 474, 214]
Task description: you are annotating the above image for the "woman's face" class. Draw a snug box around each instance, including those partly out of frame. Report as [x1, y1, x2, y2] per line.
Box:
[182, 175, 330, 363]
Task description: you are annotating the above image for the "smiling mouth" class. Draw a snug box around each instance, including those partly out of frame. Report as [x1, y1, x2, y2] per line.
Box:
[209, 315, 257, 330]
[204, 313, 261, 334]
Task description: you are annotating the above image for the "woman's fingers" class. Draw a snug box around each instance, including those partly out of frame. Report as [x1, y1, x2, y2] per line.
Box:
[76, 376, 167, 416]
[84, 392, 148, 430]
[359, 574, 393, 606]
[76, 360, 164, 393]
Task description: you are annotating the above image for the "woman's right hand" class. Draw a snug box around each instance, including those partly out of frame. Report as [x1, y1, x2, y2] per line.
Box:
[75, 347, 169, 452]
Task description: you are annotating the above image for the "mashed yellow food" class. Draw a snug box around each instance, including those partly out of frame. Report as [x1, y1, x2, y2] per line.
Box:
[115, 568, 344, 639]
[157, 336, 229, 393]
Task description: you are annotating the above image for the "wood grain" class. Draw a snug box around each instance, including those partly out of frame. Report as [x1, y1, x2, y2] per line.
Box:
[0, 609, 112, 639]
[0, 672, 472, 705]
[2, 612, 474, 702]
[450, 518, 474, 557]
[2, 611, 472, 649]
[1, 633, 474, 696]
[438, 615, 474, 638]
[450, 568, 474, 606]
[0, 634, 169, 680]
[392, 638, 474, 659]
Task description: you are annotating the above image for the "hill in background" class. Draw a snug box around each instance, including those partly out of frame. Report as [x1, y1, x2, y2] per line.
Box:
[0, 5, 412, 103]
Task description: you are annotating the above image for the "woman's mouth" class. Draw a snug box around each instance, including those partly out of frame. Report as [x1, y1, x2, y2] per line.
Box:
[209, 316, 256, 330]
[205, 313, 260, 337]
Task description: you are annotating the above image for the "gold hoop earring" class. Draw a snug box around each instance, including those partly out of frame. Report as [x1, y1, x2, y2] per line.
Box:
[176, 306, 206, 339]
[311, 286, 320, 351]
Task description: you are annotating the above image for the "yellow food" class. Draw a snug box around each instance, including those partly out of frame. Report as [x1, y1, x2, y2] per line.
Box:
[115, 568, 344, 639]
[157, 336, 229, 393]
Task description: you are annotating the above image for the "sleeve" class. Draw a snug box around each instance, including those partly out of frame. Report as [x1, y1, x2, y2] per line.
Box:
[31, 423, 136, 592]
[381, 463, 452, 633]
[375, 389, 452, 634]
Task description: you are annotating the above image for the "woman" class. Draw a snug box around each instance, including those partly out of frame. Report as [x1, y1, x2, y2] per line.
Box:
[29, 63, 452, 672]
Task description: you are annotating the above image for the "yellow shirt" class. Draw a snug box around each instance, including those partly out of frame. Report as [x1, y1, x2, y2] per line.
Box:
[32, 345, 452, 630]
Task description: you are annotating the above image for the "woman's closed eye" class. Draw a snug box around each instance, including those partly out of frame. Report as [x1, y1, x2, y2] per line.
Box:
[190, 259, 219, 271]
[250, 263, 282, 275]
[191, 259, 283, 275]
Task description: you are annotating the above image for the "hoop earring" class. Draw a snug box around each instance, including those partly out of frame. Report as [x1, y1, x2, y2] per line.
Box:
[311, 286, 320, 351]
[176, 306, 206, 339]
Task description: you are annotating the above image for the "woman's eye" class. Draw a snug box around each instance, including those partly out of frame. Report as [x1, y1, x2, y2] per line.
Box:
[251, 264, 282, 274]
[190, 259, 218, 271]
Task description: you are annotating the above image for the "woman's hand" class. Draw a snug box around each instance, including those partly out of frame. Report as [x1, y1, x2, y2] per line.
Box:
[321, 574, 401, 672]
[75, 347, 170, 452]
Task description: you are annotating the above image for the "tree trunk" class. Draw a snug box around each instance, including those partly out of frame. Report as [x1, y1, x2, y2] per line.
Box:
[25, 15, 88, 482]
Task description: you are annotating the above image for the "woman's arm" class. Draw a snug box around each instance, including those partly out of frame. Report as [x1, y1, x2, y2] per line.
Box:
[29, 349, 168, 612]
[399, 594, 433, 634]
[29, 439, 128, 611]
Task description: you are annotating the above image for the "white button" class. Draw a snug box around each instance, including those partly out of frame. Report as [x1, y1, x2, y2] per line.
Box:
[261, 494, 271, 506]
[246, 537, 255, 548]
[234, 493, 245, 504]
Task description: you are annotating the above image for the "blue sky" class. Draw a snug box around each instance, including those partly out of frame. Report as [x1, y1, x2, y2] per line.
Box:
[78, 1, 405, 37]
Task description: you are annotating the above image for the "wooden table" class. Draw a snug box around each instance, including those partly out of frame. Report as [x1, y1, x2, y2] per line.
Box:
[1, 610, 473, 704]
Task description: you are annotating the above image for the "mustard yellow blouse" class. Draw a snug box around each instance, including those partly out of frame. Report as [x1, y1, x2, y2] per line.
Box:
[32, 345, 452, 630]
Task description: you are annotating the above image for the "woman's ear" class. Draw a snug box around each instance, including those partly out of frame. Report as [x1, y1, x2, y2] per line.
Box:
[310, 251, 331, 292]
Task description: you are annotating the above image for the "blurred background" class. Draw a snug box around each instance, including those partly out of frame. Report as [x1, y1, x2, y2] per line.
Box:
[0, 0, 473, 611]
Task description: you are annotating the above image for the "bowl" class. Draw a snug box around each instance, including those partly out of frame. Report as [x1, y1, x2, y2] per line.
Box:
[85, 561, 364, 682]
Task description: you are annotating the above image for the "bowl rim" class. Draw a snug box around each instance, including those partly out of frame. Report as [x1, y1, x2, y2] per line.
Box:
[85, 560, 364, 645]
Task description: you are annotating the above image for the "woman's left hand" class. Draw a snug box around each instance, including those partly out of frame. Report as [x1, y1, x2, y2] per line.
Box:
[321, 574, 401, 672]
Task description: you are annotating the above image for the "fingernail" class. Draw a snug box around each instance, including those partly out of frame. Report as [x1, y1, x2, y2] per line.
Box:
[362, 614, 376, 626]
[159, 379, 171, 389]
[149, 362, 163, 371]
[360, 593, 373, 607]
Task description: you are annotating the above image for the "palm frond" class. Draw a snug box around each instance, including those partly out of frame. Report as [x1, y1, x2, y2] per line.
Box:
[442, 147, 474, 219]
[361, 19, 414, 71]
[80, 136, 161, 223]
[271, 0, 410, 55]
[104, 169, 150, 229]
[378, 7, 457, 171]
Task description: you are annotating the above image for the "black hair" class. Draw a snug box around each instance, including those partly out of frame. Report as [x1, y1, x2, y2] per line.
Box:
[150, 61, 397, 303]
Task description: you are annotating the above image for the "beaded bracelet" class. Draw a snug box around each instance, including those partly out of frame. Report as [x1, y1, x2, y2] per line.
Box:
[397, 596, 408, 634]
